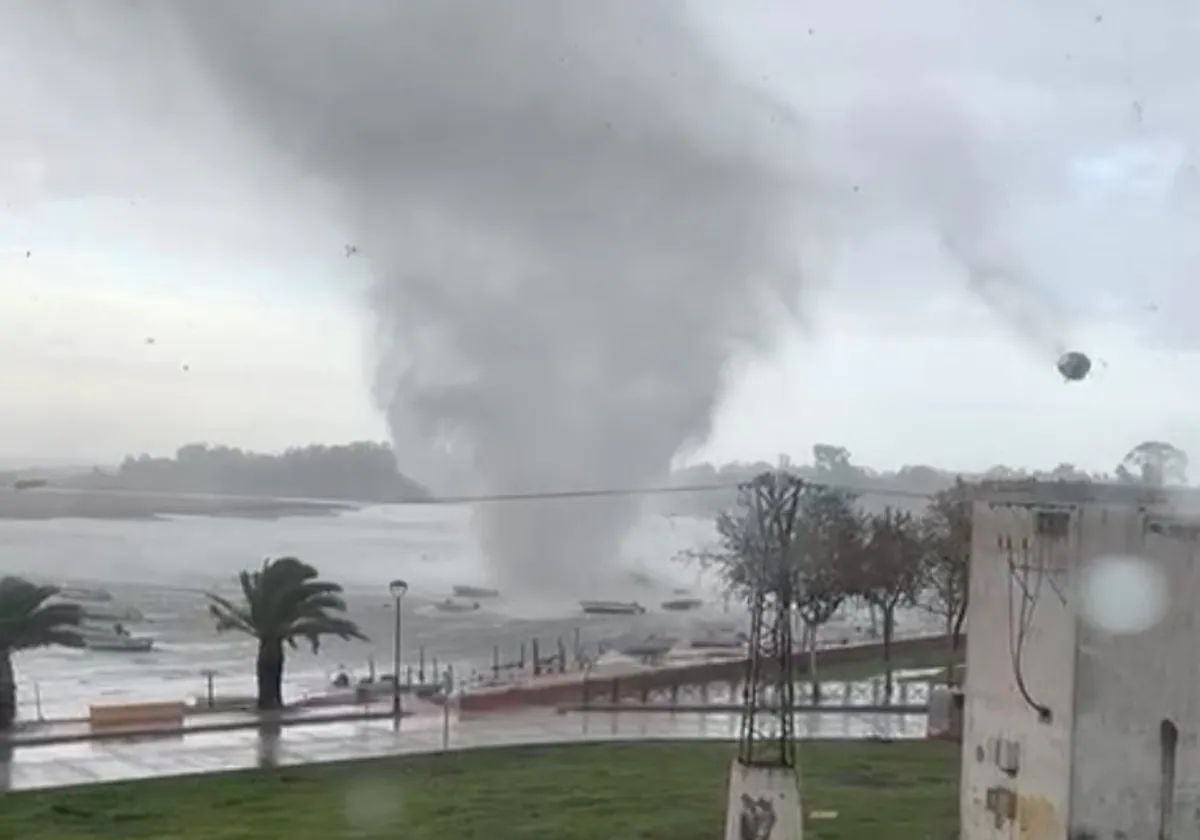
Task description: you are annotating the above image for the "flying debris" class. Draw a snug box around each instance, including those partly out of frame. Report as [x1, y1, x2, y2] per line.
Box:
[344, 244, 358, 258]
[1057, 351, 1092, 382]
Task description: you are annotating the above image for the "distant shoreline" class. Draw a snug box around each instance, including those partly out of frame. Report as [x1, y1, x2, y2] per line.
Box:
[0, 488, 355, 521]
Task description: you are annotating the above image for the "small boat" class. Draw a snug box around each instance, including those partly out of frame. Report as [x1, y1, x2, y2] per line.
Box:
[618, 636, 677, 660]
[690, 631, 746, 650]
[13, 478, 48, 491]
[452, 585, 500, 599]
[434, 598, 480, 613]
[580, 600, 646, 615]
[79, 624, 154, 652]
[661, 598, 703, 612]
[86, 636, 154, 652]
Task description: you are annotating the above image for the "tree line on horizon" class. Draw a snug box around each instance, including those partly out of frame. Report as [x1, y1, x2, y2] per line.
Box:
[64, 441, 429, 503]
[20, 436, 1186, 509]
[661, 439, 1190, 517]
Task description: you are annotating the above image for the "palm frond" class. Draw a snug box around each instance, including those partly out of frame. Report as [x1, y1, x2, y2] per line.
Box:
[287, 617, 367, 652]
[258, 557, 320, 628]
[0, 577, 60, 620]
[239, 569, 261, 626]
[37, 628, 85, 649]
[5, 597, 83, 652]
[215, 557, 365, 652]
[291, 594, 349, 616]
[206, 593, 257, 637]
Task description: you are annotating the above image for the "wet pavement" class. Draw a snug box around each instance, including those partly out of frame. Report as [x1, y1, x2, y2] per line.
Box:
[0, 706, 927, 793]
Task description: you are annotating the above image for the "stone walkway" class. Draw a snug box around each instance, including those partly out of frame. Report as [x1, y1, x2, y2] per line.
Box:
[0, 706, 927, 792]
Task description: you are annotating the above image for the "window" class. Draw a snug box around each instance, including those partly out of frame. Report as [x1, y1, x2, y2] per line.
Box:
[1035, 511, 1070, 538]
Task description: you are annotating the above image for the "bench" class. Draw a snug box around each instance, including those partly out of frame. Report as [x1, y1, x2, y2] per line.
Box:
[89, 701, 186, 729]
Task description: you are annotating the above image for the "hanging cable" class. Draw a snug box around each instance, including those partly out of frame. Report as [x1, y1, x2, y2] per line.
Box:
[1006, 537, 1052, 722]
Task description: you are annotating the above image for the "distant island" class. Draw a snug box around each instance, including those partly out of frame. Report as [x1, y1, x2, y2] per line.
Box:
[3, 438, 1163, 522]
[71, 441, 430, 503]
[0, 442, 429, 520]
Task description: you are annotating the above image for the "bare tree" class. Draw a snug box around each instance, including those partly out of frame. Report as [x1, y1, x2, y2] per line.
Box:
[853, 507, 925, 699]
[919, 481, 971, 683]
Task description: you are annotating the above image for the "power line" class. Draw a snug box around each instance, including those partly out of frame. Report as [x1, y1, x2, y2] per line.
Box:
[393, 478, 936, 507]
[19, 475, 938, 509]
[400, 482, 739, 505]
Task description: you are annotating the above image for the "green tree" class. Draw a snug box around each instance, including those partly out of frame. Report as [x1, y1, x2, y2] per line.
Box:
[852, 508, 925, 699]
[919, 481, 971, 682]
[694, 473, 857, 697]
[207, 558, 366, 710]
[790, 486, 861, 698]
[0, 577, 83, 730]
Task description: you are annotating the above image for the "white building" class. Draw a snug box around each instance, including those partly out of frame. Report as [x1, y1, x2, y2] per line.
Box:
[962, 480, 1200, 840]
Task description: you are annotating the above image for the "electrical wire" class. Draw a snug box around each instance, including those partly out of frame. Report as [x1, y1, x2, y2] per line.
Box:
[26, 476, 938, 508]
[392, 479, 937, 507]
[1006, 538, 1053, 721]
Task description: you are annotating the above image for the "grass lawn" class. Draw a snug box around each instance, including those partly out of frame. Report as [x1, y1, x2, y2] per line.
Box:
[0, 740, 959, 839]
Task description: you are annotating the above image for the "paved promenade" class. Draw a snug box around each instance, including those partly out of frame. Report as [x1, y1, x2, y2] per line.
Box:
[0, 704, 926, 792]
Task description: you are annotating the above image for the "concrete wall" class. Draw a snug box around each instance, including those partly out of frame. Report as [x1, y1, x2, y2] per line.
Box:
[460, 634, 953, 713]
[1069, 504, 1200, 840]
[961, 501, 1079, 840]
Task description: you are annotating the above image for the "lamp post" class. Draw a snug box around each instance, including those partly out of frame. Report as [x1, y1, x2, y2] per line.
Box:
[389, 579, 408, 722]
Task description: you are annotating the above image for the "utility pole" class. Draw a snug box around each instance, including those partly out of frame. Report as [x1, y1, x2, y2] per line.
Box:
[724, 471, 804, 840]
[389, 579, 408, 725]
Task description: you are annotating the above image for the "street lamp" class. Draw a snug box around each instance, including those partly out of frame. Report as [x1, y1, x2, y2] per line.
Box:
[389, 579, 408, 722]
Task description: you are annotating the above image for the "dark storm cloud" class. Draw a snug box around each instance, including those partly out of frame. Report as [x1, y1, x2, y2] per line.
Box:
[167, 0, 808, 594]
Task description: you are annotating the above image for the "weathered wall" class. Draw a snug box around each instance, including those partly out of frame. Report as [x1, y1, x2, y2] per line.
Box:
[961, 501, 1079, 840]
[1069, 503, 1200, 840]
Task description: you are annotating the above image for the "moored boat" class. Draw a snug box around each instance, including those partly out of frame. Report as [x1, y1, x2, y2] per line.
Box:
[451, 585, 500, 599]
[434, 598, 480, 613]
[79, 624, 154, 652]
[580, 600, 645, 615]
[660, 597, 703, 612]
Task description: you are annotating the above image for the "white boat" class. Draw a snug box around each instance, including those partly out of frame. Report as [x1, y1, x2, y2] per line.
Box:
[581, 600, 646, 615]
[434, 598, 480, 613]
[452, 585, 500, 599]
[79, 624, 154, 652]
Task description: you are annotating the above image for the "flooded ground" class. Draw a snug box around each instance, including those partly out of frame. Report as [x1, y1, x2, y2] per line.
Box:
[0, 504, 938, 719]
[0, 706, 929, 792]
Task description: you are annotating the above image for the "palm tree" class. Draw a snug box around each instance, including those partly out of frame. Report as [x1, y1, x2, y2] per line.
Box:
[207, 557, 366, 710]
[0, 577, 84, 730]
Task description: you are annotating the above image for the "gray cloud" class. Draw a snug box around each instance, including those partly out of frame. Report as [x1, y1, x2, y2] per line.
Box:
[164, 0, 808, 594]
[8, 0, 1200, 516]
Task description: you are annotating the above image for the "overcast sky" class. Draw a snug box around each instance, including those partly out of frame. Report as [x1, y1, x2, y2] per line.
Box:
[3, 1, 1200, 477]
